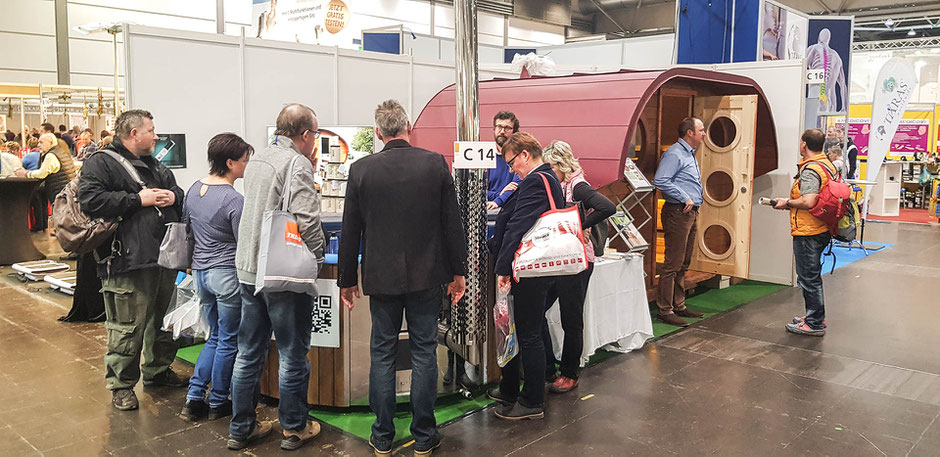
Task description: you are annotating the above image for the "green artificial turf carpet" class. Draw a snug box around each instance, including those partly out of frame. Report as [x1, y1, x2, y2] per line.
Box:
[310, 391, 493, 445]
[176, 343, 203, 365]
[174, 280, 784, 446]
[650, 279, 785, 338]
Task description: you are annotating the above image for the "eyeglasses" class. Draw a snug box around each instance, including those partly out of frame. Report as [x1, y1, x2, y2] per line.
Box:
[494, 125, 514, 132]
[505, 150, 524, 168]
[305, 129, 321, 140]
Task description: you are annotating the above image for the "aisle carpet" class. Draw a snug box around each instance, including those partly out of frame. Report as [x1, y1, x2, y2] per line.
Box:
[174, 280, 786, 447]
[866, 208, 937, 224]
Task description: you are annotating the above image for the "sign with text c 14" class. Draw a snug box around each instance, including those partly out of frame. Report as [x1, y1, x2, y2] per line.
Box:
[453, 141, 498, 169]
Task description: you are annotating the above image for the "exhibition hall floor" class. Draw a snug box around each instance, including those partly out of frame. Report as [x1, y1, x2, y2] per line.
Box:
[2, 221, 939, 456]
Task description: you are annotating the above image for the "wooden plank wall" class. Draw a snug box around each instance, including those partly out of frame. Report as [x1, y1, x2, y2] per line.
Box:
[258, 264, 348, 407]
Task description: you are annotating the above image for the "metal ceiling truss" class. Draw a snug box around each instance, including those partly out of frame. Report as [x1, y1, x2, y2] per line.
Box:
[853, 36, 940, 51]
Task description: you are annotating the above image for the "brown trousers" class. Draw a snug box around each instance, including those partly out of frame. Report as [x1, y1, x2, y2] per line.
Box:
[657, 203, 698, 314]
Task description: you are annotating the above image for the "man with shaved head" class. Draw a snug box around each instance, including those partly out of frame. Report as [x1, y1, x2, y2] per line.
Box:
[229, 103, 325, 451]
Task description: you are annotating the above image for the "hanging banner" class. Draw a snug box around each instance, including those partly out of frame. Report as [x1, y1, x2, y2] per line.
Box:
[252, 0, 353, 48]
[865, 58, 917, 215]
[761, 1, 808, 61]
[805, 17, 853, 121]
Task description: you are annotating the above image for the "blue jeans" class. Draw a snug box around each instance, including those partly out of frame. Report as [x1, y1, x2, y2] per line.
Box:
[229, 284, 313, 437]
[794, 232, 831, 330]
[187, 267, 242, 408]
[368, 287, 442, 450]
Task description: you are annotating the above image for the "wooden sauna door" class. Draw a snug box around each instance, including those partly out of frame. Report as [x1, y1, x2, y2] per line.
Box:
[690, 95, 758, 278]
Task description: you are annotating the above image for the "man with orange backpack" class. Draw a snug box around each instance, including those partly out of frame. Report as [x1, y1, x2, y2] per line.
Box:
[772, 129, 834, 337]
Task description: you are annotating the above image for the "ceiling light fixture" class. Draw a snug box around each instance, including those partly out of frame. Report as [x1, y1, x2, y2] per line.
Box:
[884, 18, 895, 28]
[908, 29, 917, 36]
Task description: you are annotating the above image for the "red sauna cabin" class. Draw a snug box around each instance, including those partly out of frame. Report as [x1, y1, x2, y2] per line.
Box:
[411, 68, 780, 295]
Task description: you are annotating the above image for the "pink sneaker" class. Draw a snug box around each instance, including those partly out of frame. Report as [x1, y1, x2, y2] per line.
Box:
[785, 321, 825, 336]
[792, 316, 827, 328]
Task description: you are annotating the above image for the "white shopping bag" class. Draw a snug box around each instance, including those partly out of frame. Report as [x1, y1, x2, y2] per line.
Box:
[512, 172, 588, 280]
[161, 275, 210, 340]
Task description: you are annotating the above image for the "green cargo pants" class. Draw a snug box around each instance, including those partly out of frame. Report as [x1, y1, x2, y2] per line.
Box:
[101, 267, 179, 390]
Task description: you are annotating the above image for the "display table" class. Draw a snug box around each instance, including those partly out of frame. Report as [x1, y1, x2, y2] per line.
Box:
[0, 177, 45, 265]
[546, 254, 653, 366]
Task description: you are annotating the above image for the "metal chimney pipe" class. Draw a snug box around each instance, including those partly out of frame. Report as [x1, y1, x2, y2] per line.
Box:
[453, 0, 487, 367]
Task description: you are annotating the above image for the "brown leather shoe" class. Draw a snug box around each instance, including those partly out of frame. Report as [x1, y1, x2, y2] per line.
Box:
[658, 313, 690, 327]
[675, 308, 704, 318]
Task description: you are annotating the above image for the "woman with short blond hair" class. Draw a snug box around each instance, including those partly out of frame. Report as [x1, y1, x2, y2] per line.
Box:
[540, 140, 615, 393]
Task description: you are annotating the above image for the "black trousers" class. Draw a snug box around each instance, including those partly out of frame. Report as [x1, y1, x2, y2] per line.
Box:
[499, 276, 554, 408]
[59, 252, 105, 322]
[541, 263, 593, 380]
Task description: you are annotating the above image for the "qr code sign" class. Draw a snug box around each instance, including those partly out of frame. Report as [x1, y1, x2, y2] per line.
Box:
[309, 280, 340, 348]
[312, 296, 333, 334]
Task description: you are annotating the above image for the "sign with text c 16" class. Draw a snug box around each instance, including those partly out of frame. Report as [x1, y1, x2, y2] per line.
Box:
[453, 141, 498, 169]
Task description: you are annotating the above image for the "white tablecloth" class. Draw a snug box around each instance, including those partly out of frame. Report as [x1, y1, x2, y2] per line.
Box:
[546, 254, 653, 366]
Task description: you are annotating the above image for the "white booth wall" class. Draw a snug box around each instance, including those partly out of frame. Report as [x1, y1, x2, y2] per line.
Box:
[124, 24, 798, 285]
[123, 25, 517, 191]
[535, 34, 676, 70]
[0, 0, 564, 89]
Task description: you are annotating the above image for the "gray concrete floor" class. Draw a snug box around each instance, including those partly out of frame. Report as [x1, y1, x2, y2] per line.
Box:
[2, 221, 939, 456]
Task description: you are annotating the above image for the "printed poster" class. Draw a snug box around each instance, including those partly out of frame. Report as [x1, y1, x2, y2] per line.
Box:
[847, 118, 870, 157]
[805, 17, 853, 118]
[761, 2, 807, 61]
[890, 118, 930, 158]
[252, 0, 354, 48]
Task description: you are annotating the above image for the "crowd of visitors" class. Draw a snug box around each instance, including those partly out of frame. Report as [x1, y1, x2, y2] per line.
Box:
[5, 93, 839, 455]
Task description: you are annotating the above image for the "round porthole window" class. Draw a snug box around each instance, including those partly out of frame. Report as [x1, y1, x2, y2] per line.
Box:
[701, 223, 734, 260]
[704, 170, 735, 206]
[707, 115, 738, 151]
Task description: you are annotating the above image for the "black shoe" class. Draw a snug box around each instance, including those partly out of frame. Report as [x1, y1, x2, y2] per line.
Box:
[675, 308, 704, 318]
[144, 368, 190, 387]
[227, 421, 273, 450]
[180, 399, 209, 422]
[494, 402, 544, 420]
[369, 437, 392, 456]
[657, 313, 690, 327]
[112, 388, 139, 411]
[486, 387, 515, 405]
[458, 373, 478, 391]
[414, 433, 442, 455]
[208, 400, 232, 420]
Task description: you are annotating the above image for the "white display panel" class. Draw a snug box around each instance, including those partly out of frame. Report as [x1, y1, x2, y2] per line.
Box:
[123, 24, 518, 191]
[709, 60, 805, 285]
[337, 56, 410, 124]
[125, 29, 242, 190]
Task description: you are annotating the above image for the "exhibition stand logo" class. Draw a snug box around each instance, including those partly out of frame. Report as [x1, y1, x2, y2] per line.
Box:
[883, 77, 896, 93]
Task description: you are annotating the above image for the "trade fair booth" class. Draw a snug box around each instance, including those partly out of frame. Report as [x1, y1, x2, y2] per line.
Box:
[109, 22, 810, 407]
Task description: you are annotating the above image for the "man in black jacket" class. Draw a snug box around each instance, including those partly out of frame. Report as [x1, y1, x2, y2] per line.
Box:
[337, 99, 467, 456]
[78, 109, 188, 411]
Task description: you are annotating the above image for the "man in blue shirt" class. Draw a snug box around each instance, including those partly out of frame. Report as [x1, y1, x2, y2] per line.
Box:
[485, 111, 523, 210]
[653, 117, 706, 327]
